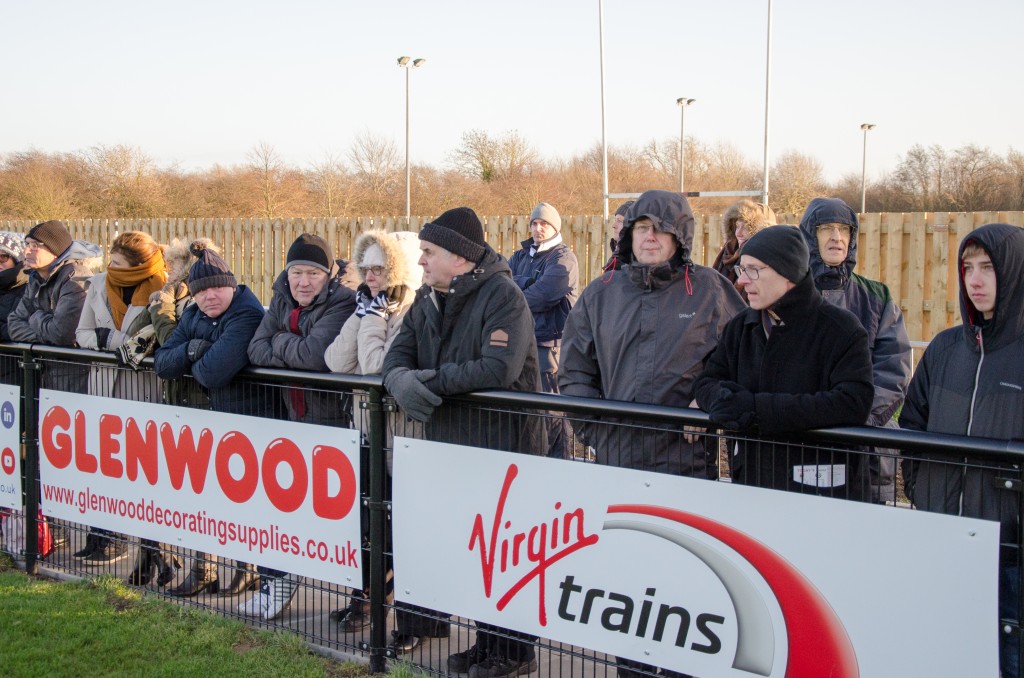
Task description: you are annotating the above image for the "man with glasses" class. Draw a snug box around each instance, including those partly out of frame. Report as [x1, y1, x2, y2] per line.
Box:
[694, 225, 873, 499]
[9, 220, 101, 389]
[799, 197, 911, 504]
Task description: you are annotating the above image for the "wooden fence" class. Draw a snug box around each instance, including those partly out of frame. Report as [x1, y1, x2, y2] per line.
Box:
[5, 211, 1024, 342]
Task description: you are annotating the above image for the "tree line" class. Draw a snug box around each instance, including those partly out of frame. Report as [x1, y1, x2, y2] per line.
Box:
[2, 133, 1022, 221]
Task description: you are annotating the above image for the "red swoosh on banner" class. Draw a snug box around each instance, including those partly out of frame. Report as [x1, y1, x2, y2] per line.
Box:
[608, 504, 859, 678]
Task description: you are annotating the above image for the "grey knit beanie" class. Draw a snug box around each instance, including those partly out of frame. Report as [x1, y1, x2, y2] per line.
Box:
[529, 202, 561, 232]
[0, 232, 25, 262]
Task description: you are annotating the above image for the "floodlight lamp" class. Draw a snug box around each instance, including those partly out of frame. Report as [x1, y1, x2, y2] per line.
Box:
[397, 56, 411, 66]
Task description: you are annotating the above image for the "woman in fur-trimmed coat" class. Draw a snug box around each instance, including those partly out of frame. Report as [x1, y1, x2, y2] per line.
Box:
[323, 229, 422, 631]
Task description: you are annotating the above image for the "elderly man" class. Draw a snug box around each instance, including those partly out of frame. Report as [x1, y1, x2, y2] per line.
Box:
[798, 197, 911, 503]
[508, 202, 579, 457]
[694, 226, 874, 498]
[382, 206, 544, 677]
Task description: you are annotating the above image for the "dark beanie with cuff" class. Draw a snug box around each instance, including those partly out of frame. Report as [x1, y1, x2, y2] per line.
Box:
[419, 207, 487, 263]
[741, 226, 809, 283]
[188, 241, 237, 295]
[27, 220, 73, 257]
[286, 234, 333, 274]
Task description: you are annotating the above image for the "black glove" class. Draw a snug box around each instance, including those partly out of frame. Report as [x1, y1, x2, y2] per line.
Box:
[187, 339, 213, 363]
[94, 327, 111, 349]
[708, 386, 757, 431]
[354, 288, 372, 319]
[385, 368, 442, 422]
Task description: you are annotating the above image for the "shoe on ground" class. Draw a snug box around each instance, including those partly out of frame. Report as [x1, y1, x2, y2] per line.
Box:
[468, 655, 538, 678]
[332, 596, 372, 630]
[49, 524, 68, 550]
[73, 533, 97, 559]
[166, 570, 219, 596]
[82, 540, 129, 565]
[219, 568, 259, 596]
[388, 633, 422, 655]
[448, 644, 489, 673]
[262, 574, 298, 620]
[238, 591, 269, 618]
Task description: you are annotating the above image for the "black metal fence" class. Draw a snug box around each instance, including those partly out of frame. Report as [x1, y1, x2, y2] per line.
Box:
[1, 343, 1020, 676]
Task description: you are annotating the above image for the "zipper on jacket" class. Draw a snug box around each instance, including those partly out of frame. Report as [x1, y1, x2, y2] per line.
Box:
[962, 328, 985, 516]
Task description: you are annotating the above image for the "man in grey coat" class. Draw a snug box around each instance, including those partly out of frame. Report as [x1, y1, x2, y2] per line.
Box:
[8, 220, 101, 391]
[560, 190, 746, 478]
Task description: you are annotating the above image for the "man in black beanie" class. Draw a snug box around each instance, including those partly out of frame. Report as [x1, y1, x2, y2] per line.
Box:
[694, 224, 875, 499]
[382, 206, 545, 675]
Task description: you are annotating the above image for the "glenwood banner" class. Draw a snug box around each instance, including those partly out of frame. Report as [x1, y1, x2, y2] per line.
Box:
[0, 385, 21, 510]
[392, 437, 999, 677]
[36, 390, 362, 585]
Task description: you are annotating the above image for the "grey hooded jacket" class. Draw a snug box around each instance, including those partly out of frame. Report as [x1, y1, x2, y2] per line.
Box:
[559, 190, 745, 476]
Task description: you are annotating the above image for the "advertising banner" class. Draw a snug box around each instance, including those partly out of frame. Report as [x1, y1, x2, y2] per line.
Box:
[392, 437, 999, 677]
[37, 390, 362, 586]
[0, 385, 21, 510]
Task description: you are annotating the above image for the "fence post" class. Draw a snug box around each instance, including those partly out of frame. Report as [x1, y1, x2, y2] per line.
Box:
[21, 348, 41, 575]
[365, 385, 388, 674]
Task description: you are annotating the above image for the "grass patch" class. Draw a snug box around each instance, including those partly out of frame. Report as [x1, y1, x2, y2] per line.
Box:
[0, 553, 371, 677]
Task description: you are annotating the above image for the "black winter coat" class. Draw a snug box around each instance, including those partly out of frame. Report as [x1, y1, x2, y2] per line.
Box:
[900, 223, 1024, 563]
[382, 247, 546, 455]
[694, 273, 874, 499]
[154, 285, 267, 415]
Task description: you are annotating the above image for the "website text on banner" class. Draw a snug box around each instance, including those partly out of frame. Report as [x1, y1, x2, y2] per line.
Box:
[392, 437, 998, 678]
[37, 389, 362, 586]
[0, 385, 21, 510]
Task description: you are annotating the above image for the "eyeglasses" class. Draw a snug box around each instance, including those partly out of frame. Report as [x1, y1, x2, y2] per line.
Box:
[734, 264, 770, 280]
[816, 223, 852, 236]
[0, 253, 12, 263]
[358, 265, 386, 277]
[23, 239, 44, 251]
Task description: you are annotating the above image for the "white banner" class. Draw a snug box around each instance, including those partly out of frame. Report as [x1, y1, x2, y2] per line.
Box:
[393, 437, 999, 677]
[37, 390, 363, 586]
[0, 385, 21, 510]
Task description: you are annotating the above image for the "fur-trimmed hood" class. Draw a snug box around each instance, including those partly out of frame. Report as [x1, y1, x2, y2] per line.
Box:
[164, 237, 222, 289]
[352, 230, 423, 290]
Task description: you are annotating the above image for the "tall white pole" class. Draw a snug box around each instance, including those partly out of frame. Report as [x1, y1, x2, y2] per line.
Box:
[679, 103, 685, 194]
[599, 0, 609, 220]
[860, 123, 875, 213]
[405, 65, 411, 221]
[761, 0, 773, 204]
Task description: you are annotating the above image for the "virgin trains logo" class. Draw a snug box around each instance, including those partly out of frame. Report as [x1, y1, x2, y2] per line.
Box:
[468, 464, 859, 677]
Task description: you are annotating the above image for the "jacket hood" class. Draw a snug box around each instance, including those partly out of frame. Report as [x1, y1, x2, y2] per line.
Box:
[958, 223, 1024, 351]
[35, 239, 103, 283]
[799, 198, 859, 286]
[166, 238, 220, 289]
[618, 189, 695, 266]
[352, 230, 423, 290]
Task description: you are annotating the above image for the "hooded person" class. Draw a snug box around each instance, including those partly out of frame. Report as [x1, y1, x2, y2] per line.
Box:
[8, 220, 102, 392]
[799, 197, 911, 504]
[712, 199, 777, 286]
[602, 200, 634, 272]
[899, 223, 1024, 678]
[508, 202, 580, 458]
[323, 229, 422, 632]
[561, 189, 746, 477]
[694, 225, 874, 499]
[0, 232, 28, 349]
[381, 206, 545, 673]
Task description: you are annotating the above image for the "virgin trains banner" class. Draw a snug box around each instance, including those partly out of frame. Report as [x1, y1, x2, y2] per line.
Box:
[392, 437, 999, 677]
[0, 385, 21, 510]
[37, 390, 362, 586]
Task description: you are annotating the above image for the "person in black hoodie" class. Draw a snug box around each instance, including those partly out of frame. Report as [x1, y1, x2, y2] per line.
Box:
[694, 226, 874, 499]
[900, 223, 1024, 678]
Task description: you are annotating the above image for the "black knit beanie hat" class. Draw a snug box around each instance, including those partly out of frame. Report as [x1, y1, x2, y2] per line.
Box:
[419, 207, 487, 263]
[187, 241, 237, 295]
[27, 220, 73, 257]
[286, 234, 333, 274]
[741, 226, 809, 284]
[614, 201, 635, 218]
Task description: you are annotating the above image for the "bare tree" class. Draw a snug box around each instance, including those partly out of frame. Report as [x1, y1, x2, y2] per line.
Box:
[770, 150, 827, 215]
[84, 144, 166, 217]
[347, 130, 401, 211]
[308, 152, 358, 216]
[246, 141, 297, 219]
[449, 129, 538, 183]
[0, 150, 82, 220]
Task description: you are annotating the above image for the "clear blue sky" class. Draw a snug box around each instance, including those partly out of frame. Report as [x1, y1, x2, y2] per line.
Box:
[5, 0, 1022, 183]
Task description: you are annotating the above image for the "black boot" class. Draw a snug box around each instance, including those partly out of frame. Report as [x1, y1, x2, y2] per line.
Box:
[151, 549, 181, 587]
[220, 561, 258, 595]
[73, 532, 98, 559]
[127, 548, 155, 586]
[167, 565, 218, 596]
